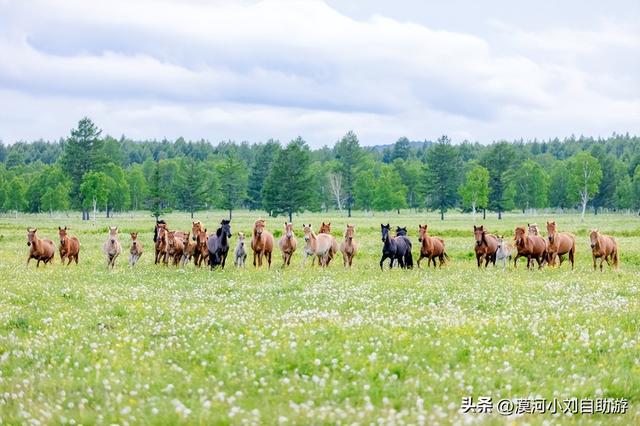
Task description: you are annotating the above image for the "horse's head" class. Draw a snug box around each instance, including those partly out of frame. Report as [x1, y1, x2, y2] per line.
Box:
[344, 224, 355, 240]
[108, 227, 119, 245]
[418, 224, 427, 242]
[284, 222, 294, 239]
[191, 221, 202, 241]
[515, 226, 526, 246]
[527, 223, 539, 236]
[473, 225, 484, 246]
[27, 228, 37, 246]
[181, 232, 191, 245]
[546, 221, 556, 242]
[303, 224, 313, 242]
[58, 226, 68, 246]
[130, 232, 139, 246]
[254, 219, 266, 236]
[319, 222, 331, 234]
[590, 229, 599, 249]
[197, 229, 208, 250]
[237, 232, 245, 247]
[381, 223, 391, 242]
[395, 226, 408, 237]
[220, 220, 232, 239]
[497, 235, 504, 248]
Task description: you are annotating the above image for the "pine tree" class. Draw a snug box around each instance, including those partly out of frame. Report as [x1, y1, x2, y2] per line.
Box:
[215, 154, 248, 220]
[424, 135, 461, 220]
[334, 131, 362, 217]
[247, 140, 280, 210]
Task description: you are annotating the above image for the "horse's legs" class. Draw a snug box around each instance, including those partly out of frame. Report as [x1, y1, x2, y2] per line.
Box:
[513, 254, 520, 269]
[380, 254, 387, 270]
[592, 254, 597, 271]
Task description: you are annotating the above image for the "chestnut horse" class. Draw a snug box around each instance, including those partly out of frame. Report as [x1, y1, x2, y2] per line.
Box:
[181, 232, 197, 266]
[590, 229, 618, 271]
[129, 232, 143, 267]
[166, 231, 184, 266]
[191, 221, 206, 265]
[546, 221, 576, 269]
[513, 226, 547, 269]
[417, 224, 448, 268]
[27, 228, 55, 267]
[473, 225, 498, 268]
[302, 224, 333, 267]
[103, 226, 122, 269]
[58, 226, 80, 265]
[339, 224, 357, 267]
[251, 219, 274, 268]
[154, 220, 168, 264]
[278, 222, 297, 267]
[318, 222, 338, 266]
[195, 228, 209, 267]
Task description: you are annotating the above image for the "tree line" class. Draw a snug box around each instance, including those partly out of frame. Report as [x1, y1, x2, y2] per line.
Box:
[1, 117, 639, 221]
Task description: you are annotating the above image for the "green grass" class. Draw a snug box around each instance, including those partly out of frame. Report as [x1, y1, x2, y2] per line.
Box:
[0, 210, 639, 424]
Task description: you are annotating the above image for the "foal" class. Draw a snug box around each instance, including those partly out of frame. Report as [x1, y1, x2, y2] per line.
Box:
[234, 232, 247, 268]
[58, 226, 80, 265]
[129, 232, 143, 267]
[339, 224, 357, 267]
[103, 227, 122, 269]
[278, 222, 297, 267]
[496, 236, 512, 271]
[590, 229, 618, 271]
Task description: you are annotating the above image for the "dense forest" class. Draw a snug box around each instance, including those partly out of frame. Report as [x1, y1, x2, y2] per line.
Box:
[1, 117, 639, 221]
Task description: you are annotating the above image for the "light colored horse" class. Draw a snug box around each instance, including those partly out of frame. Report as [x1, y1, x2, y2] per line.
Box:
[339, 224, 357, 267]
[251, 219, 274, 268]
[303, 224, 333, 267]
[278, 223, 297, 267]
[514, 226, 547, 269]
[546, 221, 576, 269]
[234, 232, 247, 268]
[527, 223, 539, 236]
[318, 222, 338, 266]
[103, 226, 122, 269]
[417, 224, 448, 268]
[496, 236, 512, 270]
[27, 228, 55, 267]
[590, 229, 618, 271]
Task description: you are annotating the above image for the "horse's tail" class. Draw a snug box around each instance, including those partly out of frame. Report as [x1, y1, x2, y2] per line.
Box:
[613, 247, 619, 268]
[443, 251, 450, 263]
[405, 251, 413, 269]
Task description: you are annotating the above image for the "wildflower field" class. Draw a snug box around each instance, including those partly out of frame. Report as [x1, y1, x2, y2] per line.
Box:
[0, 211, 639, 425]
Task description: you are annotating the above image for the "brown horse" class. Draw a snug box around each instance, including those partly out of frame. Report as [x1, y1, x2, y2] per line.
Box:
[103, 226, 122, 269]
[181, 232, 198, 266]
[195, 228, 209, 267]
[590, 229, 618, 271]
[191, 221, 205, 265]
[278, 222, 297, 267]
[417, 224, 448, 268]
[27, 228, 55, 267]
[546, 221, 576, 269]
[318, 222, 338, 266]
[58, 226, 80, 265]
[513, 226, 547, 269]
[473, 225, 498, 268]
[166, 231, 185, 267]
[129, 232, 143, 267]
[251, 219, 274, 268]
[339, 224, 358, 267]
[302, 224, 333, 267]
[154, 221, 168, 264]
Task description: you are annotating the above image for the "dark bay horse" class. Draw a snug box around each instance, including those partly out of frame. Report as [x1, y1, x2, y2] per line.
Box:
[417, 224, 448, 268]
[514, 226, 547, 269]
[58, 226, 80, 265]
[379, 224, 413, 270]
[473, 225, 498, 268]
[590, 229, 618, 271]
[546, 221, 576, 269]
[207, 220, 232, 270]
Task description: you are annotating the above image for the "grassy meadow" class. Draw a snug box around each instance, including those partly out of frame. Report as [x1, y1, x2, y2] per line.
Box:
[0, 210, 639, 425]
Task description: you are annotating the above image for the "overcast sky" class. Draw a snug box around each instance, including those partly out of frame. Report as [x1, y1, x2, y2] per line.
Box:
[0, 0, 638, 147]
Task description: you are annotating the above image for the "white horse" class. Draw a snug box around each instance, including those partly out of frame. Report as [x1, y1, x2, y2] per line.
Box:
[302, 224, 333, 267]
[496, 235, 512, 271]
[103, 226, 122, 269]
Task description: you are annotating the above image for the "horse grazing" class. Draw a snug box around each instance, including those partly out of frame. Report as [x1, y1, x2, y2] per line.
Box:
[496, 236, 512, 271]
[513, 226, 547, 269]
[208, 220, 232, 270]
[318, 222, 338, 266]
[278, 222, 297, 267]
[154, 220, 168, 264]
[129, 232, 143, 267]
[166, 231, 185, 266]
[590, 229, 618, 271]
[473, 225, 498, 268]
[103, 226, 122, 269]
[546, 221, 576, 269]
[379, 224, 413, 270]
[58, 226, 80, 265]
[26, 228, 55, 267]
[417, 224, 448, 268]
[251, 219, 274, 268]
[302, 224, 333, 267]
[339, 224, 358, 267]
[234, 232, 247, 267]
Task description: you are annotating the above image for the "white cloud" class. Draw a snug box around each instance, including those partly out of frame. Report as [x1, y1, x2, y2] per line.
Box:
[0, 0, 638, 146]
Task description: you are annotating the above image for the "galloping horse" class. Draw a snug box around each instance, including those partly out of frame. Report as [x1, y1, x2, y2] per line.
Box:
[302, 224, 333, 267]
[513, 226, 547, 269]
[154, 220, 168, 264]
[58, 226, 80, 265]
[496, 236, 512, 270]
[27, 228, 55, 267]
[546, 221, 576, 269]
[251, 219, 274, 268]
[195, 228, 209, 267]
[129, 232, 143, 267]
[278, 222, 297, 267]
[379, 224, 413, 270]
[473, 225, 498, 268]
[417, 224, 448, 268]
[339, 224, 357, 267]
[103, 226, 122, 269]
[181, 232, 197, 266]
[191, 221, 206, 265]
[318, 222, 338, 266]
[590, 229, 618, 271]
[166, 231, 185, 266]
[207, 220, 232, 270]
[234, 232, 247, 268]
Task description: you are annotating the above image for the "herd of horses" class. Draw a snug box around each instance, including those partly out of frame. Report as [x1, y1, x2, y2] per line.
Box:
[24, 219, 619, 271]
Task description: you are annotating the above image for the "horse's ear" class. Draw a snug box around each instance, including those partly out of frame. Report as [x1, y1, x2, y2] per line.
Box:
[473, 225, 477, 230]
[64, 226, 67, 230]
[58, 226, 61, 230]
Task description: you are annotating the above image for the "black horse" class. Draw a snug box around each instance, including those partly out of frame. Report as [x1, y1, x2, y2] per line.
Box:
[207, 219, 232, 270]
[380, 224, 413, 270]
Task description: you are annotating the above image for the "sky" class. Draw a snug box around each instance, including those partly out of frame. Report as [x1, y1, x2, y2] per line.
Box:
[0, 0, 638, 147]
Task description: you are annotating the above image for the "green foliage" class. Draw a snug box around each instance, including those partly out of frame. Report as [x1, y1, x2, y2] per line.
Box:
[41, 183, 71, 213]
[567, 151, 603, 219]
[393, 159, 423, 210]
[334, 131, 362, 214]
[126, 164, 148, 210]
[424, 135, 461, 219]
[459, 164, 490, 213]
[372, 165, 407, 212]
[247, 140, 280, 210]
[549, 161, 570, 208]
[507, 159, 549, 211]
[80, 171, 114, 211]
[3, 176, 28, 212]
[481, 141, 516, 217]
[215, 154, 248, 218]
